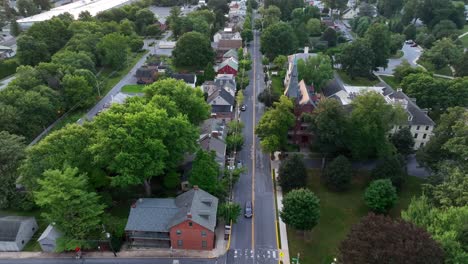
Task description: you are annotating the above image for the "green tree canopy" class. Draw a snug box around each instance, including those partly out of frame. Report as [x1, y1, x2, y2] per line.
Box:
[390, 127, 415, 156]
[218, 202, 242, 224]
[91, 98, 198, 196]
[338, 39, 375, 78]
[365, 23, 391, 69]
[173, 32, 214, 69]
[278, 154, 307, 193]
[280, 188, 320, 232]
[35, 167, 106, 242]
[364, 179, 398, 213]
[52, 50, 96, 73]
[16, 35, 50, 66]
[297, 54, 333, 91]
[323, 155, 352, 192]
[0, 131, 26, 209]
[260, 22, 298, 60]
[62, 74, 94, 109]
[189, 150, 221, 196]
[371, 155, 406, 190]
[423, 165, 468, 208]
[256, 96, 295, 153]
[97, 32, 130, 69]
[144, 78, 211, 125]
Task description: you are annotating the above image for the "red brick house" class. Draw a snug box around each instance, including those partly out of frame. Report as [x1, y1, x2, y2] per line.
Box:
[217, 57, 238, 76]
[283, 60, 319, 146]
[125, 187, 218, 250]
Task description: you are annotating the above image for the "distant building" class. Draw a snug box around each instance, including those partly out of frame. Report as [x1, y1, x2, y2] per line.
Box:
[322, 76, 435, 149]
[217, 57, 239, 76]
[0, 216, 38, 252]
[213, 29, 242, 61]
[16, 0, 133, 29]
[37, 225, 61, 253]
[125, 187, 218, 250]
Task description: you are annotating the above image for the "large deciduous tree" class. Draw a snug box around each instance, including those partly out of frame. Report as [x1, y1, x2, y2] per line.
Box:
[390, 127, 415, 156]
[0, 131, 26, 209]
[35, 167, 106, 244]
[365, 23, 391, 69]
[97, 33, 130, 69]
[371, 155, 406, 190]
[364, 179, 397, 213]
[173, 32, 214, 69]
[338, 39, 375, 78]
[280, 188, 320, 235]
[402, 196, 467, 263]
[278, 154, 307, 193]
[189, 150, 221, 196]
[339, 213, 445, 264]
[218, 202, 242, 224]
[62, 74, 94, 109]
[16, 35, 51, 66]
[306, 99, 348, 155]
[91, 98, 198, 196]
[260, 22, 297, 60]
[349, 92, 405, 160]
[144, 78, 210, 125]
[256, 96, 295, 153]
[322, 155, 352, 192]
[296, 54, 333, 91]
[423, 166, 468, 208]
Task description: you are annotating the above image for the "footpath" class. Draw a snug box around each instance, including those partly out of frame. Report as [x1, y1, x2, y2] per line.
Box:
[271, 151, 290, 264]
[0, 224, 228, 259]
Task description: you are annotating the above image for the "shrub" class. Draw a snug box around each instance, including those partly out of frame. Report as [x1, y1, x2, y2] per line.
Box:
[364, 179, 397, 213]
[322, 155, 352, 191]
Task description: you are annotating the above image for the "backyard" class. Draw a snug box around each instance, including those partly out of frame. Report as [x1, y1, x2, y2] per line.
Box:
[287, 169, 424, 264]
[337, 70, 380, 86]
[121, 84, 146, 93]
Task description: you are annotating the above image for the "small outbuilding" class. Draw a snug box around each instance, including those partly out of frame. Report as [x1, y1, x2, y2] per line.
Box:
[37, 224, 62, 252]
[0, 216, 38, 252]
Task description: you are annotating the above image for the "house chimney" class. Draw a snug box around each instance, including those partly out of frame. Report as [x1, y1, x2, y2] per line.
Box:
[193, 185, 199, 190]
[131, 203, 137, 208]
[211, 131, 219, 138]
[187, 212, 192, 219]
[138, 198, 143, 203]
[397, 88, 402, 92]
[304, 46, 309, 54]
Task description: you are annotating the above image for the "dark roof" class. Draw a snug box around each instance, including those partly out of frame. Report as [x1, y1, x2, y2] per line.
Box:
[125, 189, 219, 233]
[285, 62, 299, 98]
[211, 105, 233, 113]
[214, 76, 236, 90]
[322, 75, 344, 97]
[171, 74, 196, 84]
[218, 40, 242, 50]
[125, 199, 179, 233]
[136, 67, 155, 78]
[207, 88, 235, 106]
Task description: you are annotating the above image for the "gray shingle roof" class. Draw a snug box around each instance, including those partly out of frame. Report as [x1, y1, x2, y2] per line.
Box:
[125, 189, 219, 233]
[207, 88, 235, 106]
[170, 188, 218, 232]
[0, 216, 34, 242]
[284, 62, 299, 98]
[211, 105, 233, 113]
[171, 74, 196, 84]
[37, 225, 61, 242]
[125, 199, 179, 232]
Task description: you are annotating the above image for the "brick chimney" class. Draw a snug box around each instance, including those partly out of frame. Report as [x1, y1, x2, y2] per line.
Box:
[304, 46, 309, 54]
[193, 185, 199, 190]
[187, 212, 192, 219]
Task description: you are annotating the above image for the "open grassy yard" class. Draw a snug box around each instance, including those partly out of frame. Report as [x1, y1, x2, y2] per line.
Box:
[287, 169, 424, 264]
[380, 75, 400, 89]
[121, 84, 145, 93]
[271, 75, 284, 95]
[337, 70, 380, 86]
[460, 34, 468, 49]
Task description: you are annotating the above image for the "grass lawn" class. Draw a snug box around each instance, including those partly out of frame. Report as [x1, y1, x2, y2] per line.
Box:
[459, 24, 468, 34]
[271, 75, 284, 95]
[121, 84, 145, 93]
[337, 70, 380, 86]
[380, 75, 401, 89]
[287, 169, 424, 264]
[459, 34, 468, 48]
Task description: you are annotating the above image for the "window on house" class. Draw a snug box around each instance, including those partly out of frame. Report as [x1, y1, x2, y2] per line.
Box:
[414, 133, 418, 139]
[176, 230, 181, 235]
[425, 126, 429, 130]
[423, 134, 427, 139]
[420, 142, 424, 147]
[22, 240, 24, 244]
[177, 240, 183, 247]
[416, 126, 420, 130]
[201, 231, 207, 237]
[32, 227, 35, 231]
[398, 126, 402, 129]
[188, 222, 193, 227]
[202, 240, 207, 248]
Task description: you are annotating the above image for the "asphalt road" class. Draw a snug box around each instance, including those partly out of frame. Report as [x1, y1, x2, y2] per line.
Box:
[375, 43, 423, 75]
[228, 12, 279, 264]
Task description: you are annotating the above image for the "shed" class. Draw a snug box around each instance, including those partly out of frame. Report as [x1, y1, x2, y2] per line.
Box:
[37, 225, 61, 252]
[0, 216, 38, 252]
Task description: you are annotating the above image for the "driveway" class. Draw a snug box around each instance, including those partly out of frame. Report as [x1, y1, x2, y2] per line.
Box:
[375, 43, 423, 75]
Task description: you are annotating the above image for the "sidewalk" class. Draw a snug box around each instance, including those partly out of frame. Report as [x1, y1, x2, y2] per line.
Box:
[0, 223, 228, 259]
[271, 152, 290, 264]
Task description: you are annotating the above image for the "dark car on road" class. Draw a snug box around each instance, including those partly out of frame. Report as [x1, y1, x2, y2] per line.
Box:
[244, 201, 253, 218]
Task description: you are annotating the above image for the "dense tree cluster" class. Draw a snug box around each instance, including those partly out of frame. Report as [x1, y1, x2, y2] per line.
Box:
[264, 0, 304, 21]
[278, 154, 307, 193]
[172, 32, 215, 69]
[297, 54, 333, 91]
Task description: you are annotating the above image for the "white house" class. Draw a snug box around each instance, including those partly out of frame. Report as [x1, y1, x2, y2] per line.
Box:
[38, 225, 61, 252]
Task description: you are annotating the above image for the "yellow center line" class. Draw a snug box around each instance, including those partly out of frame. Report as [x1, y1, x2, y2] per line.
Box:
[251, 29, 257, 252]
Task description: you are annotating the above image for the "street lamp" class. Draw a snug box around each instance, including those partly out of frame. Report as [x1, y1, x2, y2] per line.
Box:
[105, 232, 117, 257]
